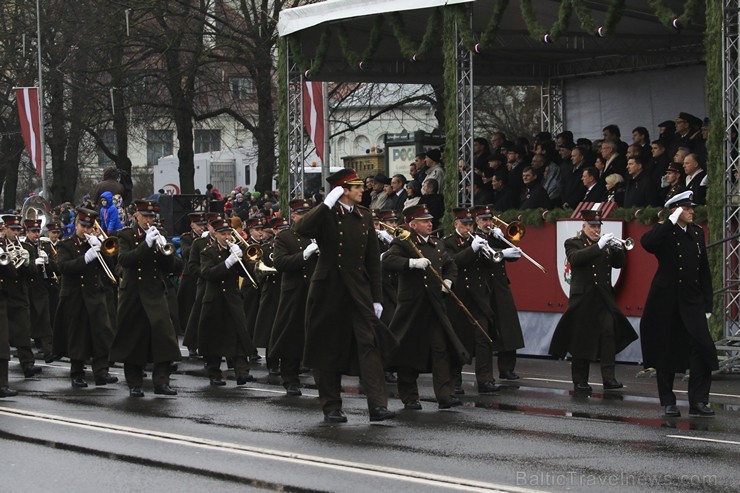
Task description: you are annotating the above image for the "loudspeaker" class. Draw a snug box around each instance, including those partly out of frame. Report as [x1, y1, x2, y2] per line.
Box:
[158, 194, 207, 236]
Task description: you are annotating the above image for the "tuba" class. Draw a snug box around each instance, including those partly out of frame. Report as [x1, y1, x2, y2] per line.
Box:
[21, 195, 52, 232]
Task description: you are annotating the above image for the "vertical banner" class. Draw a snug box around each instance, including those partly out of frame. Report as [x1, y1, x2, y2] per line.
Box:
[15, 87, 42, 175]
[303, 81, 325, 163]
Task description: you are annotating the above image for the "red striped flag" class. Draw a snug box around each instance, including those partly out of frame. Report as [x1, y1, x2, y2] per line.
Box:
[571, 201, 617, 219]
[303, 81, 325, 163]
[15, 87, 43, 175]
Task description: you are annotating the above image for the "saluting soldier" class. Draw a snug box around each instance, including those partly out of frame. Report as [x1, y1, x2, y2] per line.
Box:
[198, 217, 256, 386]
[640, 191, 718, 417]
[383, 204, 467, 410]
[240, 217, 264, 362]
[295, 169, 395, 423]
[253, 216, 285, 375]
[269, 199, 318, 396]
[549, 210, 638, 393]
[476, 205, 526, 382]
[23, 218, 54, 362]
[52, 209, 117, 387]
[110, 200, 181, 397]
[182, 212, 221, 356]
[443, 207, 499, 395]
[177, 212, 206, 335]
[0, 215, 42, 378]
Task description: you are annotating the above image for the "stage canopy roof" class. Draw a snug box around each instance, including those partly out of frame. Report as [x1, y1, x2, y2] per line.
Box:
[277, 0, 706, 85]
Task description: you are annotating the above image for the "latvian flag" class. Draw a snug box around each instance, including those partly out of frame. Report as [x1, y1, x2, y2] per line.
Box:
[303, 81, 324, 163]
[571, 201, 617, 219]
[15, 87, 43, 175]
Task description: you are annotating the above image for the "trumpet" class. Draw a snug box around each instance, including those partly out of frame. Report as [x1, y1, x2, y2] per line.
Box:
[93, 220, 119, 256]
[85, 234, 117, 284]
[148, 226, 175, 255]
[599, 235, 635, 251]
[467, 232, 503, 262]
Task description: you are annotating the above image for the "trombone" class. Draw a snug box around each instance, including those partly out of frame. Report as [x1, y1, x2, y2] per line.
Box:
[384, 224, 493, 344]
[84, 234, 117, 284]
[482, 221, 547, 274]
[225, 239, 259, 289]
[92, 220, 120, 256]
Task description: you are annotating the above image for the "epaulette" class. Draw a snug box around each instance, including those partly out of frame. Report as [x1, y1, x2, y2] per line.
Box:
[442, 233, 454, 241]
[356, 204, 371, 212]
[429, 236, 439, 246]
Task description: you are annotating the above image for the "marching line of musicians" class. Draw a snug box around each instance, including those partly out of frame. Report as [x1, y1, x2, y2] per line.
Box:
[0, 168, 717, 421]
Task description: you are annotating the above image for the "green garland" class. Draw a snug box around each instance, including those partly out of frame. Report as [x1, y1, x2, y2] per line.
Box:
[478, 0, 510, 50]
[277, 37, 289, 215]
[336, 15, 385, 69]
[388, 8, 442, 60]
[648, 0, 703, 28]
[441, 9, 458, 234]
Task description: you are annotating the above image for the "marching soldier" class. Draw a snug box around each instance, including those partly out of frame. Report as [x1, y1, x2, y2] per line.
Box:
[52, 209, 117, 387]
[42, 221, 63, 348]
[0, 215, 42, 378]
[198, 217, 256, 386]
[177, 213, 206, 335]
[476, 206, 526, 381]
[110, 200, 181, 397]
[640, 191, 718, 417]
[182, 212, 220, 356]
[269, 199, 318, 396]
[23, 219, 54, 362]
[240, 217, 264, 362]
[375, 210, 399, 383]
[0, 236, 19, 397]
[295, 169, 395, 423]
[549, 210, 637, 393]
[443, 207, 499, 395]
[383, 204, 468, 410]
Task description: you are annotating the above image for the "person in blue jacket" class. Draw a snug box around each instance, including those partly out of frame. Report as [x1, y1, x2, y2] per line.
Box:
[99, 191, 122, 235]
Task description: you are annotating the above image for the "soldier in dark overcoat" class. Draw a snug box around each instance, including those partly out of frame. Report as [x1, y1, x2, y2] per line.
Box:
[176, 213, 206, 335]
[375, 210, 400, 383]
[383, 204, 467, 410]
[253, 217, 285, 373]
[549, 210, 637, 393]
[110, 200, 181, 397]
[240, 218, 263, 361]
[41, 221, 63, 358]
[295, 169, 395, 423]
[475, 206, 525, 381]
[182, 212, 220, 354]
[23, 219, 54, 361]
[0, 215, 42, 377]
[197, 217, 256, 386]
[0, 222, 19, 396]
[269, 199, 318, 395]
[640, 191, 718, 417]
[443, 208, 499, 395]
[52, 209, 117, 387]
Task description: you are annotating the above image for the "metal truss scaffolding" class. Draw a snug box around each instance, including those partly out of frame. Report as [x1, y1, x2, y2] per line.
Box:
[721, 0, 740, 372]
[456, 13, 474, 207]
[540, 80, 564, 136]
[286, 49, 305, 200]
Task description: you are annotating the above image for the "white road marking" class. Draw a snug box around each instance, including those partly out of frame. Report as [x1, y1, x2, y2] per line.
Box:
[241, 387, 319, 397]
[667, 435, 740, 446]
[0, 406, 540, 493]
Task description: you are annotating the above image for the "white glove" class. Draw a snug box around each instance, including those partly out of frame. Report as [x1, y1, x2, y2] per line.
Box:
[38, 250, 49, 263]
[84, 246, 99, 264]
[303, 242, 319, 260]
[471, 235, 487, 253]
[705, 313, 712, 320]
[373, 302, 383, 319]
[502, 247, 521, 259]
[145, 227, 158, 248]
[20, 249, 30, 266]
[34, 257, 45, 266]
[229, 243, 243, 258]
[409, 258, 431, 270]
[225, 253, 239, 269]
[87, 234, 101, 248]
[492, 227, 505, 240]
[377, 230, 393, 244]
[201, 230, 210, 238]
[442, 279, 453, 293]
[668, 207, 683, 225]
[323, 186, 345, 209]
[0, 246, 4, 255]
[597, 232, 614, 249]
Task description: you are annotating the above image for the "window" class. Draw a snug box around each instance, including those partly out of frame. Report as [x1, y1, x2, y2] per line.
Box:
[195, 129, 221, 153]
[147, 130, 173, 166]
[97, 129, 117, 166]
[230, 77, 254, 100]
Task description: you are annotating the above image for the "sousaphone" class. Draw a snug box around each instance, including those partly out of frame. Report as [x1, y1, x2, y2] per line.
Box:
[21, 195, 52, 232]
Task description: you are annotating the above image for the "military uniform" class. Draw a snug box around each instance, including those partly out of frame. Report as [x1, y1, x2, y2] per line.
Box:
[550, 216, 637, 389]
[640, 191, 717, 414]
[110, 201, 181, 396]
[240, 218, 264, 360]
[23, 220, 54, 360]
[0, 249, 18, 396]
[52, 217, 117, 387]
[176, 217, 202, 334]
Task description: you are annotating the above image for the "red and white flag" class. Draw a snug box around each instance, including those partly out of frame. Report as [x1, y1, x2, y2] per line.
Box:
[15, 87, 43, 175]
[303, 81, 325, 163]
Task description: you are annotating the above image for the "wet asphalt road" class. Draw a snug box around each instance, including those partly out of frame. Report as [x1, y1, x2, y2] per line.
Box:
[0, 350, 738, 493]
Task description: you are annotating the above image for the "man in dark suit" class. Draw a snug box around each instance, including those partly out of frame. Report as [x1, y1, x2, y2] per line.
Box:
[385, 174, 408, 212]
[682, 153, 707, 205]
[581, 166, 607, 203]
[640, 191, 718, 417]
[110, 200, 181, 397]
[624, 156, 660, 208]
[295, 169, 395, 423]
[549, 210, 638, 393]
[383, 204, 467, 410]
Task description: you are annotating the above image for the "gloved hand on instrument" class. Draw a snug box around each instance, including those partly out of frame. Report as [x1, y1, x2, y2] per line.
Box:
[408, 258, 431, 270]
[145, 226, 159, 248]
[84, 246, 99, 264]
[373, 302, 383, 319]
[471, 235, 487, 253]
[502, 247, 521, 259]
[303, 242, 319, 260]
[441, 279, 453, 293]
[597, 232, 614, 249]
[229, 243, 243, 258]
